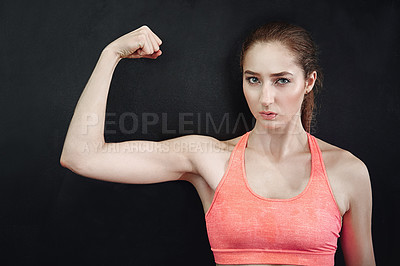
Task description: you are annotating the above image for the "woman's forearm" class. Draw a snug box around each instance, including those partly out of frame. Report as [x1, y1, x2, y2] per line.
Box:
[60, 48, 121, 164]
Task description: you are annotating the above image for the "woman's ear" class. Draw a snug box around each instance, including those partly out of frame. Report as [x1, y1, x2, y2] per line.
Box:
[305, 71, 317, 94]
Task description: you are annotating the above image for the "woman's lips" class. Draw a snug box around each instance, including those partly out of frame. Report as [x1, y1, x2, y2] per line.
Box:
[259, 111, 277, 120]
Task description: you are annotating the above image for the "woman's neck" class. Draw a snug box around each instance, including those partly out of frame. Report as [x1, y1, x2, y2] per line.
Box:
[249, 120, 309, 161]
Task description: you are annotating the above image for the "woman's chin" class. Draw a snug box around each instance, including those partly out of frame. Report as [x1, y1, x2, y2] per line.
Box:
[255, 119, 305, 135]
[255, 120, 286, 133]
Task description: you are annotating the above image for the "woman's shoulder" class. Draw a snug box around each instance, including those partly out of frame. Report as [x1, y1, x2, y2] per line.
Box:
[313, 136, 372, 215]
[175, 134, 242, 188]
[314, 136, 370, 196]
[314, 136, 368, 174]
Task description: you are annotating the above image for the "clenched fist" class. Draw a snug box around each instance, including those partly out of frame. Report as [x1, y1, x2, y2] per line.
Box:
[104, 25, 162, 59]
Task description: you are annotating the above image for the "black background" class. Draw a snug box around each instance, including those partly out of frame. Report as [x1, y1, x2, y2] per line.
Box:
[1, 0, 399, 265]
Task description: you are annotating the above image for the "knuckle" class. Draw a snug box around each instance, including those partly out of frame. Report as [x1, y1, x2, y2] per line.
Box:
[138, 34, 146, 42]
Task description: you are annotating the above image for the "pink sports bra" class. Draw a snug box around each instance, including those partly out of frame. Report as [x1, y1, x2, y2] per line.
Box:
[205, 131, 342, 265]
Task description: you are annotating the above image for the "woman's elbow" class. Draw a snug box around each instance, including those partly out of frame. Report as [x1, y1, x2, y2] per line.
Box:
[60, 151, 87, 173]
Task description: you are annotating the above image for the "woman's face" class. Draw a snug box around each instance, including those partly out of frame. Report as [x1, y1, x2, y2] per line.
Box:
[242, 41, 316, 132]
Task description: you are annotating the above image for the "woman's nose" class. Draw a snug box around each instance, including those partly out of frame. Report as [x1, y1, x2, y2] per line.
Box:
[260, 85, 275, 107]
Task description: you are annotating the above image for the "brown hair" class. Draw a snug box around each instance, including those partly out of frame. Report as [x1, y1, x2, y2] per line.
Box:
[240, 21, 323, 133]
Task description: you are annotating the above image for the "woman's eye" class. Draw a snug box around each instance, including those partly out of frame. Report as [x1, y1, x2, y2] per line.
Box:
[246, 77, 259, 84]
[276, 78, 290, 85]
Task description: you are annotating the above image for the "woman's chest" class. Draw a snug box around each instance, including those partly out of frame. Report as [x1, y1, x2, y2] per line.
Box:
[190, 149, 348, 217]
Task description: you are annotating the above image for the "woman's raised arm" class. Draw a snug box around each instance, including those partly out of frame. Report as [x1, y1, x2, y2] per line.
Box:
[60, 25, 208, 184]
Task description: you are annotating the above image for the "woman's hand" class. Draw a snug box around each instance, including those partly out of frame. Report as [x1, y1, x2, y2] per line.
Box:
[104, 25, 162, 59]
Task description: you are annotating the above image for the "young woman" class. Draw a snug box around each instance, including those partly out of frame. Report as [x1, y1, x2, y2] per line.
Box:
[60, 22, 375, 266]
